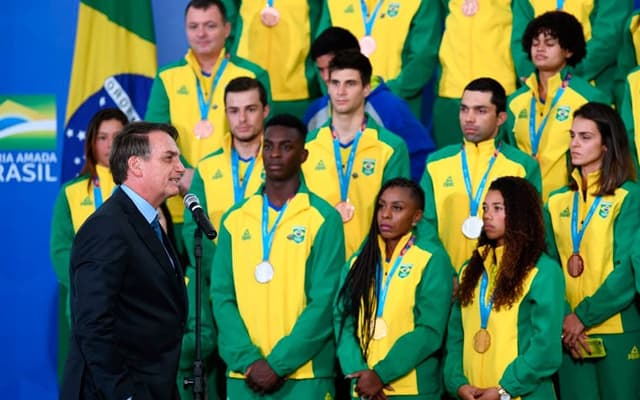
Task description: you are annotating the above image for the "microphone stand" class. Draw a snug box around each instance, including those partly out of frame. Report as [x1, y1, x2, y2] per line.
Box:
[184, 227, 206, 400]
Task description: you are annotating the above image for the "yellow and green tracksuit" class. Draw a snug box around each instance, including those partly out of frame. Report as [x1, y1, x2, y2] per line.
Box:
[49, 165, 117, 380]
[617, 9, 640, 81]
[620, 67, 640, 171]
[433, 0, 516, 148]
[419, 138, 541, 273]
[327, 0, 441, 117]
[506, 67, 610, 201]
[302, 117, 410, 260]
[511, 0, 633, 105]
[223, 0, 329, 118]
[145, 49, 271, 225]
[210, 179, 345, 398]
[444, 246, 565, 399]
[179, 135, 265, 400]
[544, 170, 640, 400]
[335, 232, 454, 398]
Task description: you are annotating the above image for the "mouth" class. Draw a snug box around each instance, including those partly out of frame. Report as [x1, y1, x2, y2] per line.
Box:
[463, 126, 477, 134]
[169, 177, 181, 184]
[379, 224, 392, 232]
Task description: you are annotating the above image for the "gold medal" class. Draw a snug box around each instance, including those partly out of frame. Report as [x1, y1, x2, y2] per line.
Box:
[462, 0, 479, 16]
[567, 253, 584, 278]
[372, 317, 388, 340]
[194, 120, 213, 139]
[260, 6, 280, 27]
[473, 328, 491, 353]
[335, 201, 355, 223]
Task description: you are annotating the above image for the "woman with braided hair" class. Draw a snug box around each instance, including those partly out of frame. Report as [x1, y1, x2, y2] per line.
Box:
[335, 177, 453, 399]
[444, 176, 564, 400]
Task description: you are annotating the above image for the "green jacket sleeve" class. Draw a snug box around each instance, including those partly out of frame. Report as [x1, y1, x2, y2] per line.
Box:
[443, 295, 469, 397]
[523, 157, 542, 196]
[617, 11, 640, 78]
[382, 138, 411, 183]
[306, 0, 332, 99]
[499, 258, 565, 397]
[417, 164, 443, 249]
[510, 0, 535, 81]
[373, 249, 453, 384]
[385, 0, 442, 100]
[543, 199, 574, 317]
[334, 259, 369, 375]
[220, 0, 240, 51]
[574, 0, 634, 82]
[182, 167, 217, 273]
[145, 74, 171, 123]
[574, 187, 640, 327]
[632, 232, 640, 295]
[50, 188, 75, 288]
[179, 265, 217, 370]
[210, 217, 264, 372]
[266, 208, 346, 376]
[620, 73, 640, 173]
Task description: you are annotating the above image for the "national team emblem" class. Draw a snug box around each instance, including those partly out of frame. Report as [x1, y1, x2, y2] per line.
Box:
[518, 108, 528, 119]
[398, 264, 413, 278]
[362, 158, 376, 176]
[598, 201, 612, 218]
[555, 105, 571, 121]
[387, 2, 400, 17]
[287, 226, 306, 244]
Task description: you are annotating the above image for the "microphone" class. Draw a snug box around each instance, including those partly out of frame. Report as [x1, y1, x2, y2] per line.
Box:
[183, 193, 217, 240]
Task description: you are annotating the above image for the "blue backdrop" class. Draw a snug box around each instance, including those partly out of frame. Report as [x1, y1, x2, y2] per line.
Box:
[0, 1, 185, 398]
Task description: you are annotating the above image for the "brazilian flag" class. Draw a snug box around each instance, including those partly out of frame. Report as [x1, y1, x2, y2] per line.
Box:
[62, 0, 156, 183]
[57, 0, 156, 381]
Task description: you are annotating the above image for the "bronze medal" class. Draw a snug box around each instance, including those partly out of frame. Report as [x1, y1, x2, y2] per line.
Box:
[194, 120, 213, 139]
[567, 253, 584, 278]
[372, 317, 388, 340]
[473, 328, 491, 353]
[335, 201, 355, 223]
[260, 6, 280, 27]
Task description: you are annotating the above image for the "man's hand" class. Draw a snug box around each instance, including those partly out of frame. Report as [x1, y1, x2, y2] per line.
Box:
[457, 384, 481, 400]
[245, 359, 283, 394]
[347, 370, 392, 399]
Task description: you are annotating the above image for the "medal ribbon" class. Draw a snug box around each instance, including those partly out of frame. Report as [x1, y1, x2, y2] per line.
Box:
[375, 235, 415, 318]
[231, 149, 257, 203]
[92, 176, 103, 209]
[556, 0, 564, 9]
[359, 0, 385, 36]
[479, 270, 494, 329]
[461, 143, 502, 217]
[195, 56, 229, 120]
[261, 194, 289, 262]
[267, 0, 274, 6]
[528, 74, 571, 157]
[571, 191, 602, 254]
[331, 121, 366, 201]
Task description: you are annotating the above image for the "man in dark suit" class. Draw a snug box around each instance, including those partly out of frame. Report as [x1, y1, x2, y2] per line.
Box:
[60, 122, 188, 400]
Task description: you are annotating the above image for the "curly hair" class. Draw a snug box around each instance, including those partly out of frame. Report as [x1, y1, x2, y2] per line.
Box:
[336, 177, 424, 359]
[522, 10, 586, 67]
[458, 177, 545, 310]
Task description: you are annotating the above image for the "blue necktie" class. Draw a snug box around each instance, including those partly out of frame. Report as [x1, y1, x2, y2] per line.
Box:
[151, 215, 163, 242]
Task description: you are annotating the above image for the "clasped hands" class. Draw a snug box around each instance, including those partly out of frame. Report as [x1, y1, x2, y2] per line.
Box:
[562, 312, 591, 359]
[245, 359, 285, 394]
[346, 369, 393, 400]
[457, 385, 502, 400]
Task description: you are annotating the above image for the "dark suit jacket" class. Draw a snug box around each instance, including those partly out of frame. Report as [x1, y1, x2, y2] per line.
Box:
[60, 188, 187, 400]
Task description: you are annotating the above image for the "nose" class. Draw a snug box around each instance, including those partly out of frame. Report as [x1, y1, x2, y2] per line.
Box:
[379, 205, 391, 219]
[176, 159, 186, 174]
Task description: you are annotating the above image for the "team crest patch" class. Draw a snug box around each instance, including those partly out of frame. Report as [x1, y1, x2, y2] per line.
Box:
[518, 108, 528, 119]
[80, 196, 93, 206]
[212, 169, 223, 179]
[315, 160, 326, 170]
[598, 201, 612, 218]
[344, 4, 354, 13]
[287, 226, 306, 244]
[628, 345, 640, 360]
[555, 105, 571, 121]
[362, 158, 376, 176]
[560, 207, 570, 217]
[398, 264, 413, 278]
[387, 2, 400, 17]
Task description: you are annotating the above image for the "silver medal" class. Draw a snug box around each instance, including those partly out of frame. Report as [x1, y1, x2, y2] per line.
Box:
[255, 261, 274, 283]
[462, 216, 483, 239]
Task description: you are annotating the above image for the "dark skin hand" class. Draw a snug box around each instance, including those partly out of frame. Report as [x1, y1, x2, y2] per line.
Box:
[562, 313, 590, 359]
[245, 359, 284, 394]
[347, 370, 393, 399]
